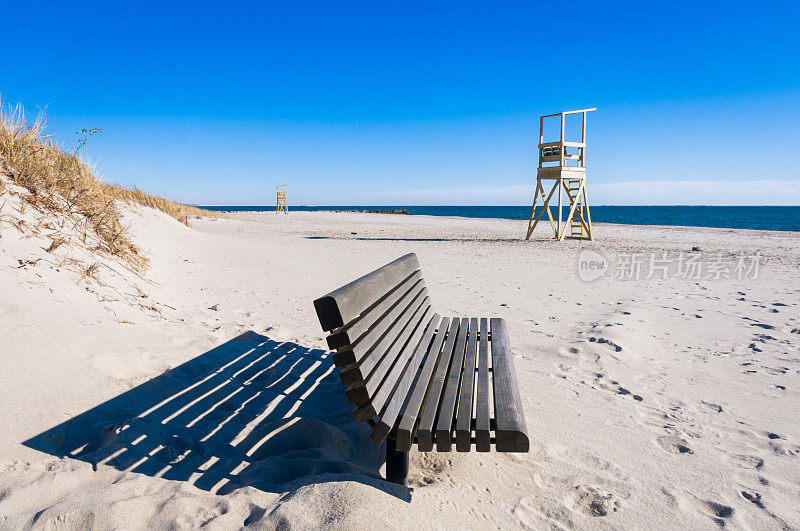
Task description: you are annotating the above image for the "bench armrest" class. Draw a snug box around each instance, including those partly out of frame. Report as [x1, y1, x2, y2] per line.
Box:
[491, 318, 530, 452]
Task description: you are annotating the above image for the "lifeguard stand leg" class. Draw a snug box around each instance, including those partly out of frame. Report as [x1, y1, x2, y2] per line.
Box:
[582, 186, 593, 240]
[526, 179, 560, 240]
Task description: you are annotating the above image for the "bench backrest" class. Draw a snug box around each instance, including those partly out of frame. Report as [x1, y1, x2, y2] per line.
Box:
[313, 253, 433, 416]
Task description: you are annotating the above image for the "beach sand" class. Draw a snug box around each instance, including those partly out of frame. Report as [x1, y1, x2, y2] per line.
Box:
[1, 202, 799, 529]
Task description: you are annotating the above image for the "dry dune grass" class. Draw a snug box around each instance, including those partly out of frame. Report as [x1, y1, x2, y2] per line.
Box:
[101, 184, 222, 226]
[0, 99, 222, 269]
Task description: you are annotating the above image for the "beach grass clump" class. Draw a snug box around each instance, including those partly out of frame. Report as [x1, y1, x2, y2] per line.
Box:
[0, 98, 222, 269]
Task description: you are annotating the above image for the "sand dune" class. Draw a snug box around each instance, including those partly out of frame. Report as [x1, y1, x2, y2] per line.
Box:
[1, 198, 799, 528]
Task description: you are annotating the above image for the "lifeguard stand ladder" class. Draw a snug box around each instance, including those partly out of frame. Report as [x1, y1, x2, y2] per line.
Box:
[525, 108, 596, 241]
[276, 184, 288, 214]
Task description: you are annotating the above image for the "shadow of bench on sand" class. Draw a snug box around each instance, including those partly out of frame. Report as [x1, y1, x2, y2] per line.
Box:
[24, 331, 409, 501]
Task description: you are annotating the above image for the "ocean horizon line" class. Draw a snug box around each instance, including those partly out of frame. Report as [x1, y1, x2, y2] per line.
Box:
[196, 205, 800, 233]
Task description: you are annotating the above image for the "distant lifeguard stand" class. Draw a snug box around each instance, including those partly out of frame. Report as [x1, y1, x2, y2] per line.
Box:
[276, 184, 288, 214]
[525, 108, 596, 241]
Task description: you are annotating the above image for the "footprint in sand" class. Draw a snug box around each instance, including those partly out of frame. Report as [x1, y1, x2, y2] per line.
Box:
[699, 401, 724, 413]
[740, 490, 765, 509]
[569, 485, 621, 517]
[765, 437, 800, 457]
[589, 374, 644, 402]
[663, 402, 696, 424]
[656, 435, 694, 455]
[408, 452, 450, 487]
[616, 387, 644, 401]
[513, 495, 576, 530]
[753, 333, 775, 343]
[588, 336, 623, 352]
[698, 499, 735, 527]
[726, 454, 764, 469]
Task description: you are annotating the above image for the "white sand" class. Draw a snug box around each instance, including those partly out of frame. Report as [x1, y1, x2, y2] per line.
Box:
[1, 192, 799, 528]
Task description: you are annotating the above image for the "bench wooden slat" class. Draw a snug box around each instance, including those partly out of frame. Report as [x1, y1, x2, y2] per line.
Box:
[352, 292, 428, 383]
[333, 281, 426, 368]
[396, 317, 451, 451]
[337, 288, 428, 389]
[338, 287, 428, 387]
[367, 313, 441, 442]
[325, 271, 423, 350]
[348, 302, 431, 414]
[475, 318, 491, 451]
[417, 318, 462, 452]
[314, 253, 420, 331]
[490, 318, 530, 452]
[435, 317, 470, 451]
[455, 317, 479, 451]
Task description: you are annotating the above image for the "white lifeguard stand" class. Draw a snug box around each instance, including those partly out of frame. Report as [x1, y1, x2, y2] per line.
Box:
[276, 184, 288, 214]
[525, 108, 596, 241]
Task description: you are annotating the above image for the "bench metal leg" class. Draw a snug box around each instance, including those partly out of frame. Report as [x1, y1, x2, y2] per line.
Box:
[385, 437, 409, 486]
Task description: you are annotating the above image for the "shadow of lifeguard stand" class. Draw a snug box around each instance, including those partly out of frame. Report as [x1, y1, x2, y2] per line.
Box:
[276, 184, 288, 214]
[525, 108, 596, 241]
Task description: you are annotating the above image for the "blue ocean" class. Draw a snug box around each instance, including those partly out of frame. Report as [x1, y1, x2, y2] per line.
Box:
[198, 205, 800, 232]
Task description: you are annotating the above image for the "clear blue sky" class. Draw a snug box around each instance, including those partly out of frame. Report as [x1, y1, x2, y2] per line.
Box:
[2, 1, 799, 205]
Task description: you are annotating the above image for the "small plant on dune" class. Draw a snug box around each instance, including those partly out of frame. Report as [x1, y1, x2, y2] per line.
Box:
[80, 262, 101, 282]
[45, 237, 66, 253]
[74, 127, 102, 156]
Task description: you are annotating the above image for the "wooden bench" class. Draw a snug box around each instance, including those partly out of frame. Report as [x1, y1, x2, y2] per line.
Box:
[313, 253, 529, 485]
